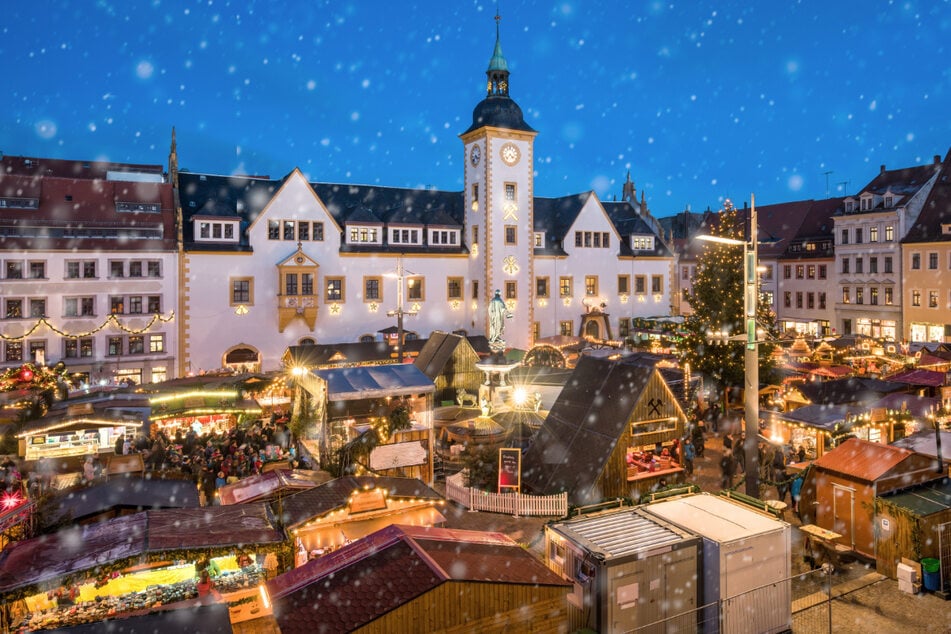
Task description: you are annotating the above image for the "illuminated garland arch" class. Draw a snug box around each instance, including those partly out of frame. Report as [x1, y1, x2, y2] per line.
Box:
[0, 312, 175, 342]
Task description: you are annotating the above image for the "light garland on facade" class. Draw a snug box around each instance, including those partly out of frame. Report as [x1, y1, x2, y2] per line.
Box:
[0, 312, 175, 342]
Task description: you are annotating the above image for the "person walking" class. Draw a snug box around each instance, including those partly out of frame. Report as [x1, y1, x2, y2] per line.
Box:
[683, 438, 695, 476]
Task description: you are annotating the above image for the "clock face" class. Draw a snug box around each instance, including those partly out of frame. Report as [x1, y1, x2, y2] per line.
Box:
[500, 142, 520, 166]
[470, 145, 481, 166]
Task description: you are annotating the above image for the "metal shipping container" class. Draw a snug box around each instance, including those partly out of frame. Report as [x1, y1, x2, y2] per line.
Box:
[545, 506, 701, 633]
[642, 494, 792, 634]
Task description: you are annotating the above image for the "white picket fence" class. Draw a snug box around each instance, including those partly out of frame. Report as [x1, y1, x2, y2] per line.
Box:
[445, 472, 568, 517]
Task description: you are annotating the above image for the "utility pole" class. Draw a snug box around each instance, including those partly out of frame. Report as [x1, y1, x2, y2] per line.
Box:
[743, 195, 760, 497]
[386, 257, 417, 363]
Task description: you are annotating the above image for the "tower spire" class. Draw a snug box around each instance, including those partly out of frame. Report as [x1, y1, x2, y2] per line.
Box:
[486, 11, 510, 97]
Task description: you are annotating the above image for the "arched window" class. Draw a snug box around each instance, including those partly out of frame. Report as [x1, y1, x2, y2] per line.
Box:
[359, 334, 375, 344]
[299, 337, 316, 346]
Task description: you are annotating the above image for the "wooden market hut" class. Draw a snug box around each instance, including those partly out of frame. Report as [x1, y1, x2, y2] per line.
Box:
[305, 364, 436, 484]
[412, 331, 483, 404]
[0, 504, 285, 602]
[266, 524, 570, 634]
[521, 356, 688, 506]
[272, 476, 445, 562]
[799, 438, 943, 558]
[874, 477, 951, 584]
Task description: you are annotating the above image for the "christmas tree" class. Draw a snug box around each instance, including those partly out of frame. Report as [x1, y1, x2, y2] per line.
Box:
[681, 201, 776, 402]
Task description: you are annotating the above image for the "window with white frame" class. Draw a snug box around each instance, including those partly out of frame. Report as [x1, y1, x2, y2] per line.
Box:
[390, 227, 422, 245]
[429, 229, 459, 245]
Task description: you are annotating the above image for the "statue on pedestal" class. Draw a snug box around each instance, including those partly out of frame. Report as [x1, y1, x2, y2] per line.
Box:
[488, 289, 513, 354]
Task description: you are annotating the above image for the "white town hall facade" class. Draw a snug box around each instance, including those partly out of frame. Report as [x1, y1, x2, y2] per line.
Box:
[174, 23, 674, 374]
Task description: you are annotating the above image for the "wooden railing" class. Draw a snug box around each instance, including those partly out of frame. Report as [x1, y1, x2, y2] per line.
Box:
[445, 472, 568, 518]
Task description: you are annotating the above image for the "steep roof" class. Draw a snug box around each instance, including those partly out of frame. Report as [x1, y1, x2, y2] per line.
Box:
[268, 524, 566, 633]
[520, 357, 662, 505]
[0, 169, 176, 252]
[1, 154, 164, 180]
[904, 156, 951, 244]
[531, 192, 591, 256]
[853, 155, 943, 205]
[413, 332, 474, 379]
[603, 200, 673, 257]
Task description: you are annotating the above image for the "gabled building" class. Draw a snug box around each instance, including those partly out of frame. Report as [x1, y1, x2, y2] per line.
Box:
[174, 21, 675, 373]
[0, 155, 178, 385]
[521, 355, 688, 506]
[266, 524, 570, 634]
[902, 151, 951, 343]
[833, 154, 944, 339]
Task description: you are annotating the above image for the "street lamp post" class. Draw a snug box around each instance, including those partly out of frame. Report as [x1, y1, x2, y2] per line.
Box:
[698, 195, 761, 497]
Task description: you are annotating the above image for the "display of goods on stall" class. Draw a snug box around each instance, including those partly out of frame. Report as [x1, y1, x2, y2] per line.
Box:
[14, 566, 264, 632]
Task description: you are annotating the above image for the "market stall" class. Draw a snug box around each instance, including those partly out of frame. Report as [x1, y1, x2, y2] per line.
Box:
[274, 475, 445, 567]
[16, 415, 142, 461]
[148, 389, 263, 437]
[0, 504, 285, 632]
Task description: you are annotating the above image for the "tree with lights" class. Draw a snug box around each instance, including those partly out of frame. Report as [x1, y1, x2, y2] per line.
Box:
[680, 201, 777, 407]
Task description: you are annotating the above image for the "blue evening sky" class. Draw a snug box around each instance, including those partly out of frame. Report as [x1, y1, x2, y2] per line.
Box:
[2, 1, 949, 215]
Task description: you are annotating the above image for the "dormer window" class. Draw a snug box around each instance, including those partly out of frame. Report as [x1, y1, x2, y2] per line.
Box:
[844, 199, 855, 213]
[347, 226, 381, 244]
[860, 195, 872, 211]
[194, 218, 240, 243]
[883, 196, 893, 208]
[534, 232, 544, 248]
[390, 227, 422, 245]
[429, 229, 459, 246]
[631, 235, 654, 251]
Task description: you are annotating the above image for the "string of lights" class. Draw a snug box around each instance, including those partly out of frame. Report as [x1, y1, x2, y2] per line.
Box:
[0, 312, 175, 342]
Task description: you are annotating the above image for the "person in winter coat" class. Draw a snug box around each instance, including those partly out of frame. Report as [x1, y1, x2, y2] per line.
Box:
[682, 438, 695, 476]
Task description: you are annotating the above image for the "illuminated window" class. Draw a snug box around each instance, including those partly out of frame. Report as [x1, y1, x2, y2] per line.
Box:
[505, 281, 517, 300]
[585, 275, 598, 296]
[559, 320, 573, 336]
[559, 277, 573, 298]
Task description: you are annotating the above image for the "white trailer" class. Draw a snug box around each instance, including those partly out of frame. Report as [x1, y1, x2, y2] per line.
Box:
[641, 494, 792, 634]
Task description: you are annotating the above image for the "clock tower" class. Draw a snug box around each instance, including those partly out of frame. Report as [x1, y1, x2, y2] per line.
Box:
[460, 14, 537, 352]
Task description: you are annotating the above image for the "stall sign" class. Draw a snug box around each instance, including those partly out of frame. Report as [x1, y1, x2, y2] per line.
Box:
[498, 448, 521, 493]
[31, 436, 46, 445]
[67, 403, 94, 416]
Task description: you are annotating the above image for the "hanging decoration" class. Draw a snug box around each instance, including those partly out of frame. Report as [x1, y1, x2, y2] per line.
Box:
[0, 312, 175, 342]
[0, 362, 76, 393]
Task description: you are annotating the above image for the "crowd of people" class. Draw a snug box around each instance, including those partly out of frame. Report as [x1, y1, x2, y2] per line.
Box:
[100, 414, 306, 505]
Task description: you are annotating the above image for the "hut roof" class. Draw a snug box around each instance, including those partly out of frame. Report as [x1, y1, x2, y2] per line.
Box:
[879, 478, 951, 517]
[267, 524, 567, 633]
[272, 476, 442, 530]
[521, 356, 681, 506]
[812, 437, 916, 482]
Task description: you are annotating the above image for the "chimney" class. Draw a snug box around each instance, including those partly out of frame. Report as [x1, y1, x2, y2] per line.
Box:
[934, 154, 941, 165]
[880, 165, 886, 174]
